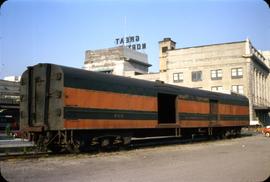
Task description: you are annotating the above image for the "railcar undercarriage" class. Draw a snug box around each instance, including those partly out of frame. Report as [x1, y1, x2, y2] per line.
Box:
[27, 127, 242, 153]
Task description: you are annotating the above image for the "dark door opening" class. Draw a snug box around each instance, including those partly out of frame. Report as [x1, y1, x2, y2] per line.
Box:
[158, 93, 177, 124]
[210, 100, 218, 121]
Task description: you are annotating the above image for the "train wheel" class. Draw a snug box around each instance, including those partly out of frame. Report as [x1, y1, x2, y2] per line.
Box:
[36, 135, 48, 152]
[66, 140, 80, 153]
[100, 138, 110, 148]
[122, 136, 132, 145]
[73, 140, 81, 153]
[48, 145, 62, 153]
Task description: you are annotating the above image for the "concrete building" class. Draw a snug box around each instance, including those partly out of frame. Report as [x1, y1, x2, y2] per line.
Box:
[83, 38, 270, 125]
[0, 80, 20, 103]
[262, 51, 270, 65]
[0, 80, 20, 131]
[4, 76, 21, 82]
[144, 38, 269, 125]
[83, 46, 151, 76]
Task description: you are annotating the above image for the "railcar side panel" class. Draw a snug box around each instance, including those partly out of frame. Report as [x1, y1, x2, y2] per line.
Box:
[218, 102, 249, 127]
[64, 87, 157, 111]
[178, 120, 249, 128]
[178, 99, 210, 114]
[64, 119, 157, 129]
[177, 98, 210, 127]
[63, 87, 158, 129]
[218, 104, 249, 115]
[177, 98, 249, 128]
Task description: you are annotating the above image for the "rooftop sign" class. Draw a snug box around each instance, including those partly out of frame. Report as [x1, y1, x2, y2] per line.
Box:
[115, 35, 146, 51]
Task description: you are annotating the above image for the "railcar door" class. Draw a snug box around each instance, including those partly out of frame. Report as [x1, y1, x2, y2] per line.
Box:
[28, 64, 51, 127]
[210, 100, 218, 121]
[158, 93, 177, 124]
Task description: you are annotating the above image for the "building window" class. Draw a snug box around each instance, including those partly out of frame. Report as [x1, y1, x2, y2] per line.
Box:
[101, 70, 113, 74]
[232, 85, 244, 94]
[211, 86, 223, 92]
[135, 72, 142, 75]
[231, 68, 243, 78]
[173, 72, 183, 82]
[162, 47, 168, 53]
[192, 71, 202, 82]
[211, 69, 222, 80]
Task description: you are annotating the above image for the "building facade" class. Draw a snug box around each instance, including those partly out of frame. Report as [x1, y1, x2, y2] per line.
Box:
[0, 80, 20, 131]
[151, 38, 270, 125]
[83, 38, 270, 125]
[4, 76, 21, 82]
[83, 46, 151, 76]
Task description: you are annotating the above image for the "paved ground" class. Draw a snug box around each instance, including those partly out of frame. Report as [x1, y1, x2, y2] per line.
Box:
[1, 134, 270, 182]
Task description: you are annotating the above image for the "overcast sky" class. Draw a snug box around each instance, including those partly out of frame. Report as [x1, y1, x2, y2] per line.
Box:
[0, 0, 270, 78]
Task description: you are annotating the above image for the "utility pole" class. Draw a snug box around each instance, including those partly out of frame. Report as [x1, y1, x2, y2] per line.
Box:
[0, 0, 7, 78]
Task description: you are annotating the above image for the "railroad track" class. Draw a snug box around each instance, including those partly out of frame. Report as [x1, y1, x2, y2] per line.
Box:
[0, 152, 50, 161]
[0, 132, 254, 161]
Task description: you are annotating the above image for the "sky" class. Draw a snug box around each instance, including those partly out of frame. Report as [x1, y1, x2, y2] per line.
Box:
[0, 0, 270, 78]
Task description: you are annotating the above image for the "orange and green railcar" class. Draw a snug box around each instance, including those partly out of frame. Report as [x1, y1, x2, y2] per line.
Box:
[20, 63, 249, 152]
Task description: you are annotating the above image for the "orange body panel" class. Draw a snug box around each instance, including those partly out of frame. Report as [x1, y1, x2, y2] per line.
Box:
[64, 87, 157, 112]
[64, 119, 157, 129]
[178, 120, 248, 128]
[64, 88, 249, 129]
[178, 99, 209, 114]
[218, 120, 249, 126]
[218, 104, 249, 115]
[177, 120, 210, 127]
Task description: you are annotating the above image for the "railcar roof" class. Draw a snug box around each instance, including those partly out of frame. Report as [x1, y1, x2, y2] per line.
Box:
[43, 64, 249, 105]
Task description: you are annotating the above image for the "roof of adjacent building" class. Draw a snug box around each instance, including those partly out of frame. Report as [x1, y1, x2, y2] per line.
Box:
[173, 40, 246, 51]
[85, 46, 150, 66]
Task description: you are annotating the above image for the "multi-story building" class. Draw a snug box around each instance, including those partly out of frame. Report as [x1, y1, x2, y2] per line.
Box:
[83, 38, 270, 125]
[149, 38, 270, 125]
[83, 46, 151, 76]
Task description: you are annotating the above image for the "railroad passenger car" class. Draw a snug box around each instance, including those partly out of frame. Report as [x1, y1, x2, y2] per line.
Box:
[20, 63, 250, 152]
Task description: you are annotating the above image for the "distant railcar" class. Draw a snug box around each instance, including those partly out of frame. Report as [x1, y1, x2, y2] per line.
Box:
[20, 64, 249, 152]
